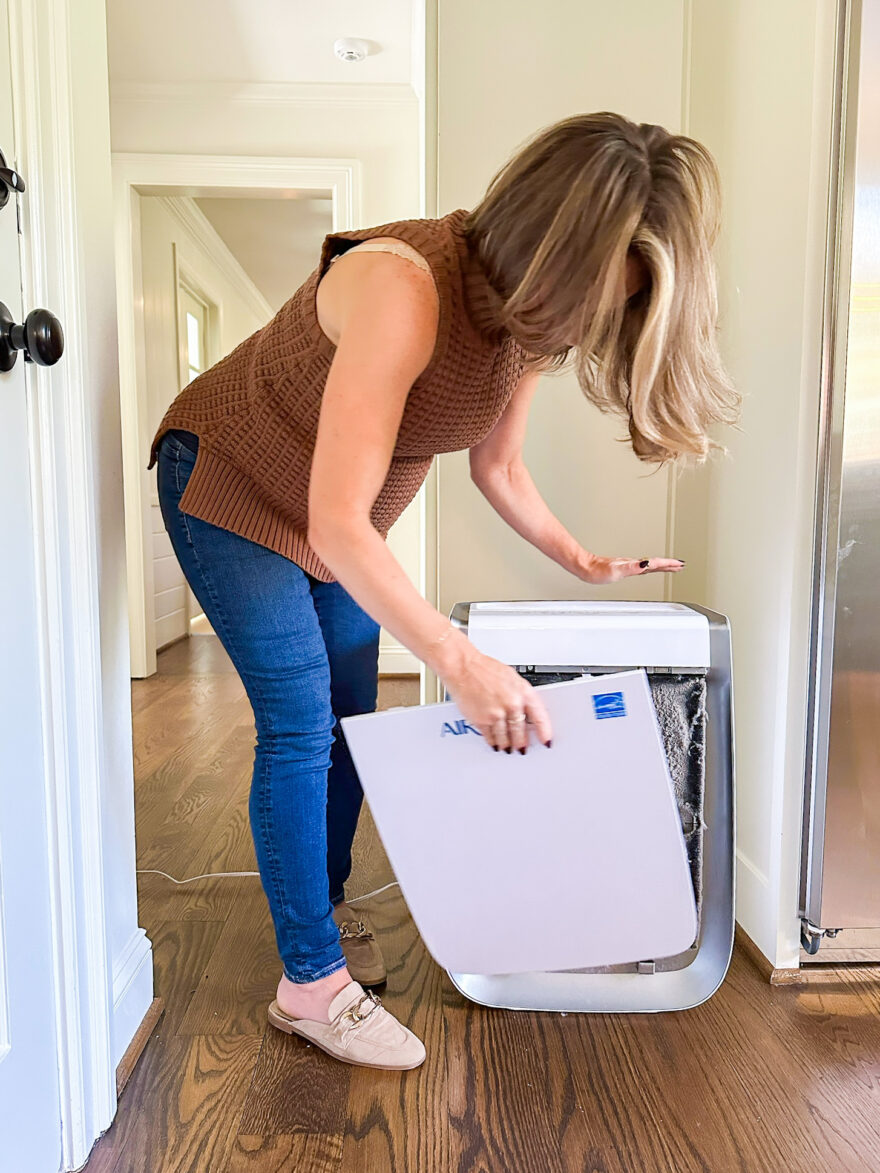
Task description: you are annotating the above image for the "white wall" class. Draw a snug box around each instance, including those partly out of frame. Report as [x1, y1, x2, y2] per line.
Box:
[139, 197, 270, 650]
[671, 0, 838, 968]
[434, 0, 688, 615]
[111, 87, 423, 672]
[434, 0, 839, 970]
[65, 2, 150, 1073]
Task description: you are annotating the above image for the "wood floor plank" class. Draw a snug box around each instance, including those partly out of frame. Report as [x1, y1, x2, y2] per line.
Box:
[237, 1027, 350, 1135]
[146, 919, 227, 1036]
[85, 1033, 261, 1173]
[442, 988, 572, 1173]
[346, 802, 395, 903]
[133, 670, 244, 763]
[343, 677, 413, 903]
[131, 673, 187, 719]
[535, 1002, 720, 1173]
[179, 781, 258, 877]
[160, 633, 239, 675]
[375, 675, 419, 711]
[136, 872, 248, 928]
[137, 734, 255, 876]
[176, 888, 280, 1036]
[340, 886, 451, 1173]
[224, 1132, 342, 1172]
[134, 705, 252, 835]
[679, 953, 880, 1170]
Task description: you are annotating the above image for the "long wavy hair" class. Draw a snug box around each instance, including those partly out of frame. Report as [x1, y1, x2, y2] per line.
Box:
[464, 112, 739, 463]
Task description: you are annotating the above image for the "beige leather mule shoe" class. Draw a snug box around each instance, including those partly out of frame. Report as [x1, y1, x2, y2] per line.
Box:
[333, 902, 387, 987]
[267, 981, 426, 1070]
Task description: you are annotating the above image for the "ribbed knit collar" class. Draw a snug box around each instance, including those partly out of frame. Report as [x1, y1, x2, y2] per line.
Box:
[451, 209, 510, 343]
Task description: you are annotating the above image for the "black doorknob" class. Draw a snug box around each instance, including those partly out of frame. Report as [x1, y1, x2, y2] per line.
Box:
[0, 302, 65, 371]
[0, 147, 25, 209]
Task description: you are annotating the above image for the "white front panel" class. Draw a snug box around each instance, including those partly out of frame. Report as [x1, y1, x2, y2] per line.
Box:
[466, 601, 711, 669]
[343, 672, 697, 974]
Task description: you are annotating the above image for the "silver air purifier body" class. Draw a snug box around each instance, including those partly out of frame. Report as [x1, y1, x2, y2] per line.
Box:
[447, 600, 735, 1013]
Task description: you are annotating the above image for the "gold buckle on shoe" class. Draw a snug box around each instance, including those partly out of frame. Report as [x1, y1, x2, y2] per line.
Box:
[339, 919, 373, 941]
[341, 990, 381, 1026]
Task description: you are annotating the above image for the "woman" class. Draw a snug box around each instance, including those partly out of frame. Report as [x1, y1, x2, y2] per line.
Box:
[150, 112, 737, 1071]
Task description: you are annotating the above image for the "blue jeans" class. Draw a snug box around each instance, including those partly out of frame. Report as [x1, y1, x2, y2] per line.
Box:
[156, 429, 380, 983]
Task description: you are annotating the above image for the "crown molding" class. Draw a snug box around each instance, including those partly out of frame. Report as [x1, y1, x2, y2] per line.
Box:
[110, 80, 418, 108]
[158, 195, 275, 322]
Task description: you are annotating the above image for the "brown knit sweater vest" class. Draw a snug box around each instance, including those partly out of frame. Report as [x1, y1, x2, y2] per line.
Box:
[148, 208, 526, 582]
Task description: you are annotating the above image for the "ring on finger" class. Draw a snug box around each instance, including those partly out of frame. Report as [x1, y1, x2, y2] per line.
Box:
[507, 712, 527, 724]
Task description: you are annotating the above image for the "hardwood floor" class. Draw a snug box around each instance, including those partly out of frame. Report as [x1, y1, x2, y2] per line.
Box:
[84, 635, 880, 1173]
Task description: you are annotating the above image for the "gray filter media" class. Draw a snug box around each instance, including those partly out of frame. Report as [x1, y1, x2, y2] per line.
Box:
[520, 670, 708, 943]
[648, 674, 707, 931]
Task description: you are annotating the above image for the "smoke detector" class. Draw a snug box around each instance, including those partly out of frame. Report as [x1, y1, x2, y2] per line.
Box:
[334, 38, 370, 63]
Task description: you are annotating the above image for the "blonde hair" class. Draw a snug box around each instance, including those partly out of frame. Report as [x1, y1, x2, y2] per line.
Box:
[464, 112, 739, 463]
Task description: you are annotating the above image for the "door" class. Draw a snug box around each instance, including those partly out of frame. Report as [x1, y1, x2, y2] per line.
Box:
[0, 0, 64, 1166]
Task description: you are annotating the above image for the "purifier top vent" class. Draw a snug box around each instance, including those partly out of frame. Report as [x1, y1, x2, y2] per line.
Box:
[464, 600, 711, 671]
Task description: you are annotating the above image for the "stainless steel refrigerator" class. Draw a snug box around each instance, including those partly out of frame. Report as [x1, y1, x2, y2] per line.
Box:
[801, 0, 880, 961]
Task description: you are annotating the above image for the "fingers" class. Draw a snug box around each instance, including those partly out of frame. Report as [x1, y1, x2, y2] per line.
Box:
[490, 715, 511, 753]
[464, 662, 554, 756]
[631, 557, 685, 575]
[523, 693, 553, 749]
[507, 709, 530, 754]
[484, 709, 544, 754]
[485, 697, 552, 755]
[491, 710, 529, 754]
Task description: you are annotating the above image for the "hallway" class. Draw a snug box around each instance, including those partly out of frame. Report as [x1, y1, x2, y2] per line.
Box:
[83, 637, 880, 1172]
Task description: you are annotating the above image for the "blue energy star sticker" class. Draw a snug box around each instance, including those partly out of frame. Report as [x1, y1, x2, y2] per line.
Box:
[592, 691, 627, 720]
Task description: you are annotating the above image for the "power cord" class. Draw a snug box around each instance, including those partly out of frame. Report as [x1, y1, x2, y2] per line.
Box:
[136, 868, 399, 904]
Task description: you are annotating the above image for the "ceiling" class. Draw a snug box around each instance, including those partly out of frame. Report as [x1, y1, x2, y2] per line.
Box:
[194, 195, 334, 312]
[105, 0, 415, 88]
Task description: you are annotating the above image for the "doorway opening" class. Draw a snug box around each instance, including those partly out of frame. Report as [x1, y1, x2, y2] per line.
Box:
[113, 155, 366, 676]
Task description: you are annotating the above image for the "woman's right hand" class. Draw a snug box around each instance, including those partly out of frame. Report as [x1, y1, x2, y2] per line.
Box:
[437, 642, 553, 754]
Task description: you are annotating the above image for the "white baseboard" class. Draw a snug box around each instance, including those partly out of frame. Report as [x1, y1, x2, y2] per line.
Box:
[378, 644, 420, 675]
[111, 928, 155, 1070]
[734, 849, 800, 970]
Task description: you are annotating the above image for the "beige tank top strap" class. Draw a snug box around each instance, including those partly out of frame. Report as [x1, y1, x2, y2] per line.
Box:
[328, 237, 432, 275]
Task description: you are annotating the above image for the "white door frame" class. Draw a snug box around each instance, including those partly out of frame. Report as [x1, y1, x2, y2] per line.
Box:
[8, 0, 120, 1165]
[112, 153, 362, 677]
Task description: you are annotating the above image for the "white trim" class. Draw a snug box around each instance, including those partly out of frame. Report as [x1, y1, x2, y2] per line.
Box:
[663, 0, 694, 606]
[411, 1, 427, 105]
[112, 153, 362, 678]
[111, 80, 419, 108]
[378, 647, 421, 676]
[735, 847, 770, 890]
[111, 929, 154, 1069]
[419, 0, 441, 705]
[9, 0, 118, 1164]
[161, 197, 274, 324]
[735, 849, 777, 968]
[115, 181, 156, 677]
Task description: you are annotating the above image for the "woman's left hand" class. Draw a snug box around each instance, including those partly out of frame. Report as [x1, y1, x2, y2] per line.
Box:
[576, 553, 685, 584]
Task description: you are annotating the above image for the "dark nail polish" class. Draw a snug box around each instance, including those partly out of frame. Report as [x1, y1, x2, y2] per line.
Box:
[504, 747, 512, 754]
[639, 559, 650, 569]
[518, 747, 527, 755]
[492, 745, 499, 752]
[544, 740, 552, 749]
